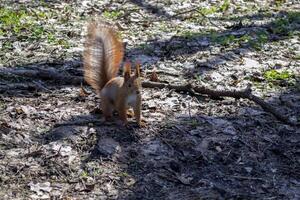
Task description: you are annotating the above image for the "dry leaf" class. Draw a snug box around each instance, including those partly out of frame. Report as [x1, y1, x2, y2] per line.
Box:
[79, 83, 89, 97]
[149, 69, 159, 82]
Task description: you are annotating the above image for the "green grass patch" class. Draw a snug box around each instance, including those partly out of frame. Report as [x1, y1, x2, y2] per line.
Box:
[0, 100, 5, 111]
[293, 54, 300, 60]
[198, 6, 218, 16]
[263, 70, 292, 81]
[211, 33, 246, 47]
[211, 30, 269, 50]
[80, 171, 89, 178]
[0, 7, 28, 36]
[185, 29, 270, 50]
[248, 30, 269, 50]
[270, 12, 300, 36]
[272, 18, 290, 35]
[158, 23, 169, 32]
[119, 172, 130, 177]
[286, 11, 300, 23]
[180, 30, 203, 39]
[186, 119, 199, 128]
[274, 0, 286, 7]
[197, 1, 231, 16]
[189, 3, 230, 23]
[2, 41, 13, 49]
[213, 34, 236, 46]
[263, 69, 297, 87]
[102, 10, 122, 20]
[219, 0, 231, 12]
[0, 7, 71, 49]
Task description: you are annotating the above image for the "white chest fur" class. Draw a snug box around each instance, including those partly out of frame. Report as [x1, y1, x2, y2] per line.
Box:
[126, 94, 137, 107]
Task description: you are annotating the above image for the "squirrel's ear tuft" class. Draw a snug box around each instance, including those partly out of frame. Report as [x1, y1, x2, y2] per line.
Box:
[124, 61, 131, 81]
[135, 61, 141, 77]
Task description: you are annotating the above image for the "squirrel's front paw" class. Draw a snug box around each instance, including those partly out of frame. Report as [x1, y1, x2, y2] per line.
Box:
[137, 120, 146, 128]
[104, 116, 113, 122]
[117, 119, 129, 127]
[127, 110, 134, 118]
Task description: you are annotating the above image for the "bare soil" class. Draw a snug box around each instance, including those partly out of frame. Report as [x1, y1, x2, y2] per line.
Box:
[0, 1, 299, 199]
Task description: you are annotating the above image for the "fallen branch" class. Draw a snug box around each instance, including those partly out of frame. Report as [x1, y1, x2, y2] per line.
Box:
[142, 81, 252, 98]
[145, 70, 180, 77]
[1, 67, 296, 125]
[230, 175, 265, 182]
[142, 81, 296, 126]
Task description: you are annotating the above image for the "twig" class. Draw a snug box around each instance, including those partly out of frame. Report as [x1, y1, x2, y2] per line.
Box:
[13, 165, 26, 176]
[46, 146, 62, 159]
[230, 175, 265, 181]
[54, 120, 99, 127]
[32, 80, 52, 92]
[54, 119, 115, 127]
[145, 70, 180, 77]
[172, 7, 223, 29]
[133, 6, 223, 30]
[196, 10, 223, 29]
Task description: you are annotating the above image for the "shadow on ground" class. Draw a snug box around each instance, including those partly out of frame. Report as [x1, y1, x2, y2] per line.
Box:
[0, 10, 299, 94]
[0, 4, 299, 199]
[34, 83, 299, 199]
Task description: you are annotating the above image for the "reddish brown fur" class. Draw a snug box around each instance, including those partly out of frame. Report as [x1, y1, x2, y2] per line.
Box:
[83, 21, 124, 93]
[83, 21, 143, 126]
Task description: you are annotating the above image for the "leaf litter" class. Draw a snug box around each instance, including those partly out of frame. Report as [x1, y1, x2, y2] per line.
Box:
[0, 0, 299, 199]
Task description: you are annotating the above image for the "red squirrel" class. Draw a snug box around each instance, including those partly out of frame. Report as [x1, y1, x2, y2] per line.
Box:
[83, 21, 143, 127]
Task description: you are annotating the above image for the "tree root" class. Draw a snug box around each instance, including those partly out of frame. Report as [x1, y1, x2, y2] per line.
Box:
[1, 68, 83, 85]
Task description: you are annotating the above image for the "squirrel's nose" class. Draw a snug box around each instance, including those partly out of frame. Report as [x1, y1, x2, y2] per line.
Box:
[136, 90, 140, 95]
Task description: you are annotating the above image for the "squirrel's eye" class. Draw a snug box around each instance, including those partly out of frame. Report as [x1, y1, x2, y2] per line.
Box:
[128, 84, 131, 88]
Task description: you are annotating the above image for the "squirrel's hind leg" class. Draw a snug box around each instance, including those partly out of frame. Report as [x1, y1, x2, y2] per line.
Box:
[133, 95, 145, 127]
[117, 102, 128, 125]
[101, 97, 113, 121]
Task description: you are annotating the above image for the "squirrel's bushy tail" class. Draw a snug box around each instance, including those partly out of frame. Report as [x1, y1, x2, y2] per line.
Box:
[83, 21, 124, 93]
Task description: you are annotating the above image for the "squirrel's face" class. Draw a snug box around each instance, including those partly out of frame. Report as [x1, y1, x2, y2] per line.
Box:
[124, 76, 141, 95]
[123, 61, 141, 95]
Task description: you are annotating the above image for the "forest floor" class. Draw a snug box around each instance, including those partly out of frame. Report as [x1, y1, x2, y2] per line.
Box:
[0, 0, 299, 199]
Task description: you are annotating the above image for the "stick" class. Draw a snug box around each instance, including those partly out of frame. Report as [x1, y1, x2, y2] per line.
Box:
[142, 81, 296, 125]
[230, 175, 265, 181]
